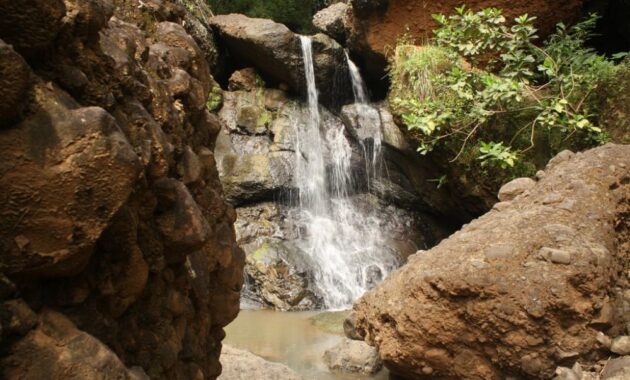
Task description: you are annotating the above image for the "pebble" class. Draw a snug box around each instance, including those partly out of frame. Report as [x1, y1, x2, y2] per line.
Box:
[611, 336, 630, 355]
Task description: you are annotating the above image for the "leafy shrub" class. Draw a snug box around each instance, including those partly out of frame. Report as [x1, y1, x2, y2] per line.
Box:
[208, 0, 329, 33]
[390, 6, 626, 181]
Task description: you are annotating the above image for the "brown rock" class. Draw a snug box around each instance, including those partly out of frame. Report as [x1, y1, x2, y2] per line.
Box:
[0, 83, 141, 277]
[0, 39, 31, 126]
[352, 144, 630, 379]
[1, 310, 147, 380]
[0, 0, 67, 55]
[323, 338, 383, 375]
[209, 14, 352, 108]
[219, 345, 304, 380]
[498, 177, 536, 202]
[228, 68, 258, 92]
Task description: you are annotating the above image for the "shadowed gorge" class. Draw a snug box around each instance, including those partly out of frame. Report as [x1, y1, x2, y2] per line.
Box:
[1, 1, 629, 380]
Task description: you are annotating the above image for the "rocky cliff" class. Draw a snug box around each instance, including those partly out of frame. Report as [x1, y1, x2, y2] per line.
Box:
[349, 144, 630, 379]
[0, 0, 243, 379]
[313, 0, 627, 93]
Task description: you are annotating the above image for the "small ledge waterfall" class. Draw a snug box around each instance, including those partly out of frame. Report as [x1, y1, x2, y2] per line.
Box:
[293, 36, 398, 309]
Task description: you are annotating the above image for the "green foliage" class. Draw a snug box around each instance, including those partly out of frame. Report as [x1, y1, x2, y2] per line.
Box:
[208, 0, 329, 33]
[206, 83, 223, 112]
[390, 6, 624, 181]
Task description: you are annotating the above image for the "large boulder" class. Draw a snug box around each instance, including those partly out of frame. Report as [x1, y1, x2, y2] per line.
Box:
[0, 84, 141, 277]
[313, 2, 351, 42]
[351, 144, 630, 379]
[219, 345, 304, 380]
[209, 14, 352, 108]
[0, 1, 245, 379]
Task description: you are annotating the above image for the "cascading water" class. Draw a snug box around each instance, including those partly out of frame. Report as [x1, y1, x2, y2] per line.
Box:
[293, 36, 398, 309]
[345, 51, 369, 104]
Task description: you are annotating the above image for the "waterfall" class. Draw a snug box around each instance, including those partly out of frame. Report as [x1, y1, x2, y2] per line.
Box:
[345, 52, 384, 192]
[293, 36, 398, 309]
[345, 51, 369, 104]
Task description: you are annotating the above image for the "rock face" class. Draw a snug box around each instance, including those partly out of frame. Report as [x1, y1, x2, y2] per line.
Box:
[209, 14, 352, 108]
[214, 72, 451, 310]
[219, 345, 304, 380]
[313, 2, 351, 42]
[2, 310, 148, 380]
[345, 0, 588, 86]
[351, 144, 630, 379]
[0, 1, 243, 379]
[324, 338, 383, 375]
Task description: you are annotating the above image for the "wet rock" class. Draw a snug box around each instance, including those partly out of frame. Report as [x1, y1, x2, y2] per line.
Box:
[344, 312, 364, 341]
[243, 241, 319, 311]
[1, 310, 147, 380]
[209, 14, 351, 108]
[498, 177, 537, 201]
[218, 152, 294, 204]
[323, 338, 383, 375]
[365, 265, 383, 289]
[351, 144, 630, 379]
[0, 39, 32, 126]
[313, 2, 350, 42]
[611, 336, 630, 355]
[219, 345, 304, 380]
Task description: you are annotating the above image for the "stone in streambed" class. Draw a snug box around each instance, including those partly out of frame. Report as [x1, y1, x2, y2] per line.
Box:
[611, 336, 630, 355]
[219, 345, 304, 380]
[323, 338, 382, 375]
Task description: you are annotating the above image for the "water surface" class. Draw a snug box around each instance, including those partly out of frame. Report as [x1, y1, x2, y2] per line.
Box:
[224, 310, 388, 380]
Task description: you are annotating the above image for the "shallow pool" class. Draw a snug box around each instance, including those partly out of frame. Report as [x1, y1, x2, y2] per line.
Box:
[224, 310, 388, 380]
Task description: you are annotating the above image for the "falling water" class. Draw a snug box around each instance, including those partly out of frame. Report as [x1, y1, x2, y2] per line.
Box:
[345, 51, 384, 191]
[293, 36, 398, 309]
[345, 51, 369, 104]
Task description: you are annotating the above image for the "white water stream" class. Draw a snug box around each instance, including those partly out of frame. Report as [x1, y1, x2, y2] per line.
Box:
[293, 36, 398, 309]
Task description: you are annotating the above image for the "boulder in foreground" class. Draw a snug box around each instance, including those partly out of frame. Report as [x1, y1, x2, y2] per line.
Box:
[351, 144, 630, 379]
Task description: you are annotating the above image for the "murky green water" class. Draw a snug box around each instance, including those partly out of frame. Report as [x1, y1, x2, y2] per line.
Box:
[224, 310, 389, 380]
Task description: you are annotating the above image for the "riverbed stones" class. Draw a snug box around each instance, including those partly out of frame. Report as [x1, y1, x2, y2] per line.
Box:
[602, 356, 630, 379]
[351, 144, 630, 379]
[323, 338, 383, 375]
[219, 345, 304, 380]
[611, 336, 630, 355]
